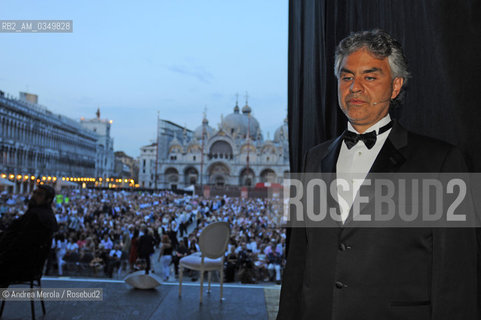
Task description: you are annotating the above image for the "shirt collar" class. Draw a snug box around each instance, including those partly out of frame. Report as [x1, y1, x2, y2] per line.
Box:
[347, 114, 392, 135]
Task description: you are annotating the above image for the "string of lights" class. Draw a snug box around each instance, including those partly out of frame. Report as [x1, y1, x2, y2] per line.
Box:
[0, 173, 139, 188]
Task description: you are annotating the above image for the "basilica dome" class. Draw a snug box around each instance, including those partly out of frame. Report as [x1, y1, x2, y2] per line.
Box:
[274, 118, 288, 142]
[194, 117, 215, 140]
[223, 102, 261, 140]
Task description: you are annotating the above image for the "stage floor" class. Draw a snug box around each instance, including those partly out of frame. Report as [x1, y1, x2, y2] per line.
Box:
[0, 277, 280, 320]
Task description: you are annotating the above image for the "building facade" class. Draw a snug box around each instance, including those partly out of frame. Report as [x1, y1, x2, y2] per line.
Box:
[80, 109, 115, 179]
[138, 143, 157, 189]
[139, 101, 289, 189]
[114, 151, 139, 182]
[138, 119, 192, 188]
[0, 91, 97, 193]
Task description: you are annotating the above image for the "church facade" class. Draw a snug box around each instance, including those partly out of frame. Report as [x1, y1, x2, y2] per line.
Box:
[139, 101, 289, 189]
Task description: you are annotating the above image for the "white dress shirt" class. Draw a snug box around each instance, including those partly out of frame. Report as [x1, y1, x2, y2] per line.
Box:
[336, 114, 392, 223]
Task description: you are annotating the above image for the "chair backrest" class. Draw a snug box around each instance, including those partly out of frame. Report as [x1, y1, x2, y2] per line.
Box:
[198, 222, 230, 259]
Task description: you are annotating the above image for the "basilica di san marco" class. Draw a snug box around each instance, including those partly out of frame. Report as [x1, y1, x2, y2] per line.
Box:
[140, 100, 289, 191]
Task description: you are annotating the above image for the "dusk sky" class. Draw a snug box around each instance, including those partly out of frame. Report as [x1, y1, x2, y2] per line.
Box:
[0, 0, 288, 157]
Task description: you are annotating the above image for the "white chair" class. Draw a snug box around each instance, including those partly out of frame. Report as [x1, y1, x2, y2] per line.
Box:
[178, 221, 230, 304]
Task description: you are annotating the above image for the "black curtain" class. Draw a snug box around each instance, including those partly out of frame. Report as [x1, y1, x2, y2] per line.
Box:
[288, 0, 481, 173]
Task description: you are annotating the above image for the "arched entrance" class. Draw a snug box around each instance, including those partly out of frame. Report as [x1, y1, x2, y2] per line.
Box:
[239, 168, 255, 186]
[184, 167, 198, 185]
[207, 162, 230, 186]
[164, 167, 179, 189]
[260, 169, 277, 183]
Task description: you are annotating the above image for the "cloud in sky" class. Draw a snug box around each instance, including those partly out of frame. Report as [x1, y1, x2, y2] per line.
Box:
[167, 64, 214, 84]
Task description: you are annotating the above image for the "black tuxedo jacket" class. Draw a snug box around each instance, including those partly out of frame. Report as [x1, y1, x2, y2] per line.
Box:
[277, 121, 478, 320]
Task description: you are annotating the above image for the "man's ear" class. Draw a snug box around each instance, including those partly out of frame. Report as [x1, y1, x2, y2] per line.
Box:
[391, 77, 404, 100]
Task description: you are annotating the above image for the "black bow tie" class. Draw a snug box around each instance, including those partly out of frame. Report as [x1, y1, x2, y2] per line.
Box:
[343, 121, 393, 150]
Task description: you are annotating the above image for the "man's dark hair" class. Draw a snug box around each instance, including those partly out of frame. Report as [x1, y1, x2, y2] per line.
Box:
[334, 29, 410, 106]
[38, 185, 55, 205]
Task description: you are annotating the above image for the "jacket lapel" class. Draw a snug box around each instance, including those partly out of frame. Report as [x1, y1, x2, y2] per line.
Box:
[369, 121, 407, 173]
[320, 134, 344, 173]
[306, 136, 344, 240]
[368, 128, 406, 177]
[317, 135, 344, 226]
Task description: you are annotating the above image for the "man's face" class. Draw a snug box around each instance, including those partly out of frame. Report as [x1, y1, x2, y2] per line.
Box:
[337, 48, 404, 133]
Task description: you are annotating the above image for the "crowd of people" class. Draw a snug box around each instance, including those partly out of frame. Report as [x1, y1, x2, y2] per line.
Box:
[0, 188, 286, 284]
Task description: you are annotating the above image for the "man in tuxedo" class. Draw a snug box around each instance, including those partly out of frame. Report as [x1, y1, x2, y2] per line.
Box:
[277, 30, 478, 319]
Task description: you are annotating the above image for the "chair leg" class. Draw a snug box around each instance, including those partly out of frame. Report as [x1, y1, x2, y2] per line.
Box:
[199, 269, 204, 304]
[1, 299, 5, 317]
[30, 281, 35, 320]
[1, 284, 8, 317]
[39, 279, 46, 315]
[31, 299, 35, 320]
[178, 265, 183, 298]
[41, 298, 46, 316]
[220, 265, 224, 302]
[207, 272, 211, 294]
